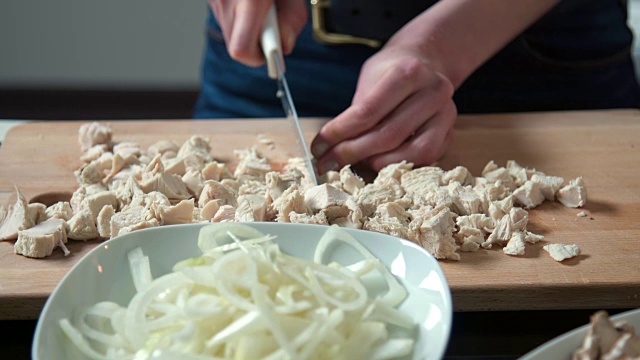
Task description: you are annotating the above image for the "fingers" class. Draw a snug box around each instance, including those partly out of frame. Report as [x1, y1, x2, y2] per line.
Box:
[367, 101, 457, 171]
[209, 0, 307, 66]
[311, 58, 429, 159]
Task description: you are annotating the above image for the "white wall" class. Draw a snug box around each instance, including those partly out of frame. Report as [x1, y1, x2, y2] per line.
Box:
[0, 0, 207, 89]
[0, 0, 638, 90]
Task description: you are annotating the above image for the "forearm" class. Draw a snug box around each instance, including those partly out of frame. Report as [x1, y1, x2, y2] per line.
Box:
[388, 0, 560, 88]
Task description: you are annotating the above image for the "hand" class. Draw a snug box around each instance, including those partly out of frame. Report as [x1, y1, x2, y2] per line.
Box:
[311, 42, 457, 174]
[208, 0, 308, 66]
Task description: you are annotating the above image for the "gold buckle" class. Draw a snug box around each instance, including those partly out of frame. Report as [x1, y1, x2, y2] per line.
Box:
[310, 0, 381, 48]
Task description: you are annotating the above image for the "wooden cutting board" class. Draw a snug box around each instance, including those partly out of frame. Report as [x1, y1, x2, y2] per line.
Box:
[1, 110, 639, 320]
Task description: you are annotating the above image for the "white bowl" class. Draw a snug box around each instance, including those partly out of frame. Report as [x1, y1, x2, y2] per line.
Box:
[33, 223, 452, 360]
[520, 308, 640, 360]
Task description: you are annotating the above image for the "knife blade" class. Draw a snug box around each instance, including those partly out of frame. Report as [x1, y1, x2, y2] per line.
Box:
[261, 5, 319, 186]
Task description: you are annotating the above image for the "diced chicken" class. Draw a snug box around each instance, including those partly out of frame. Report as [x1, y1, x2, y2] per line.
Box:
[0, 187, 35, 241]
[97, 205, 115, 238]
[441, 166, 474, 186]
[15, 219, 69, 258]
[103, 153, 140, 184]
[199, 180, 238, 208]
[530, 173, 564, 201]
[509, 207, 529, 231]
[74, 152, 113, 185]
[401, 166, 444, 197]
[111, 176, 144, 209]
[338, 165, 365, 195]
[80, 144, 109, 163]
[212, 205, 236, 222]
[446, 182, 483, 215]
[557, 177, 588, 208]
[118, 219, 159, 236]
[460, 236, 482, 252]
[455, 214, 494, 245]
[81, 191, 118, 221]
[235, 195, 269, 222]
[512, 180, 546, 209]
[283, 157, 315, 189]
[483, 167, 517, 191]
[182, 169, 205, 200]
[289, 212, 329, 225]
[148, 140, 179, 157]
[356, 178, 405, 217]
[482, 214, 512, 249]
[201, 200, 222, 221]
[233, 147, 271, 180]
[482, 160, 499, 176]
[304, 184, 351, 212]
[239, 180, 267, 197]
[202, 161, 233, 182]
[409, 204, 460, 261]
[264, 171, 293, 203]
[506, 160, 529, 187]
[67, 207, 99, 240]
[364, 216, 410, 239]
[178, 135, 214, 171]
[375, 202, 411, 226]
[78, 122, 112, 152]
[377, 161, 413, 182]
[138, 172, 191, 201]
[45, 201, 73, 221]
[28, 203, 47, 225]
[109, 205, 148, 237]
[503, 231, 526, 256]
[162, 157, 186, 176]
[70, 183, 108, 213]
[543, 243, 581, 262]
[272, 185, 309, 222]
[324, 198, 364, 229]
[155, 199, 195, 225]
[113, 142, 141, 158]
[524, 231, 544, 244]
[488, 195, 515, 221]
[573, 311, 640, 360]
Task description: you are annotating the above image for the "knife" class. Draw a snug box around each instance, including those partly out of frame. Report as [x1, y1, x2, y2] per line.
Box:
[261, 5, 319, 186]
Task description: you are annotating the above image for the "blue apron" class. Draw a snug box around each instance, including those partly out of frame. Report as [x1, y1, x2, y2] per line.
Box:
[193, 0, 640, 118]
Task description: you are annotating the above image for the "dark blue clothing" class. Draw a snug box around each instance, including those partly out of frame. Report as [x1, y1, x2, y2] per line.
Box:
[194, 0, 640, 119]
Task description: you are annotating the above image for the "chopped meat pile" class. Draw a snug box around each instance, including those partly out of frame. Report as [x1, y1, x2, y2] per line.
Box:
[1, 122, 587, 260]
[573, 311, 640, 360]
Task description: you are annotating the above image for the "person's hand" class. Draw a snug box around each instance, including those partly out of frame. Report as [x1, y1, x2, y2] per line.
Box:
[310, 42, 457, 174]
[208, 0, 308, 66]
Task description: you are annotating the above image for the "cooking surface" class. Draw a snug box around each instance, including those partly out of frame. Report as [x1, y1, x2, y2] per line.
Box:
[0, 110, 639, 320]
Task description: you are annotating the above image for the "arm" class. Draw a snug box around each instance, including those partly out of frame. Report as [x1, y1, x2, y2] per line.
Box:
[311, 0, 561, 173]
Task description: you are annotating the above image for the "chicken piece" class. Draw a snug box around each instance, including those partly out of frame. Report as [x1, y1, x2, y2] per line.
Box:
[138, 172, 191, 201]
[356, 178, 405, 217]
[113, 142, 141, 158]
[524, 231, 544, 244]
[401, 166, 444, 197]
[481, 160, 499, 176]
[447, 182, 483, 215]
[506, 160, 529, 187]
[233, 147, 271, 180]
[409, 204, 459, 261]
[289, 212, 329, 225]
[81, 191, 118, 221]
[557, 177, 588, 208]
[283, 157, 316, 189]
[488, 195, 515, 221]
[455, 214, 494, 244]
[530, 173, 564, 201]
[80, 144, 109, 163]
[323, 170, 341, 184]
[148, 140, 179, 157]
[118, 218, 160, 236]
[376, 161, 414, 182]
[509, 207, 529, 231]
[460, 235, 482, 252]
[111, 176, 144, 209]
[103, 153, 140, 183]
[28, 203, 47, 225]
[199, 180, 238, 208]
[97, 205, 115, 238]
[482, 214, 512, 249]
[235, 195, 269, 222]
[74, 152, 113, 185]
[142, 191, 172, 221]
[441, 166, 474, 186]
[323, 198, 364, 229]
[573, 311, 627, 360]
[375, 202, 411, 226]
[155, 199, 195, 225]
[503, 231, 526, 256]
[67, 207, 99, 240]
[304, 184, 351, 212]
[513, 180, 546, 209]
[202, 161, 233, 181]
[14, 219, 69, 258]
[272, 185, 308, 222]
[543, 243, 581, 262]
[483, 167, 517, 191]
[239, 180, 267, 197]
[110, 205, 146, 237]
[265, 171, 294, 203]
[201, 200, 222, 221]
[364, 216, 410, 239]
[78, 122, 112, 152]
[162, 157, 186, 176]
[212, 205, 236, 222]
[338, 165, 365, 195]
[70, 183, 109, 212]
[45, 201, 73, 221]
[182, 169, 205, 201]
[221, 178, 241, 192]
[0, 187, 35, 241]
[178, 136, 214, 171]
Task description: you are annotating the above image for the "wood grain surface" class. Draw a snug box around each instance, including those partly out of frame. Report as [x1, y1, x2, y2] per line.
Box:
[0, 110, 639, 320]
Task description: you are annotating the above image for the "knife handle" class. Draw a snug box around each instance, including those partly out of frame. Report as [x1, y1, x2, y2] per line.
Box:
[261, 4, 285, 79]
